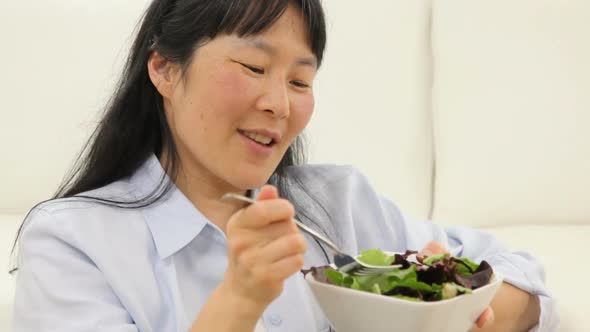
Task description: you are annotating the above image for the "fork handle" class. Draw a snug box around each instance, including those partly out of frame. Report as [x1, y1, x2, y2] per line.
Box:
[221, 193, 344, 255]
[290, 218, 343, 255]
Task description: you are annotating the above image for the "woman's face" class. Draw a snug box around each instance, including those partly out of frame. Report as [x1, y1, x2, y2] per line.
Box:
[153, 5, 317, 193]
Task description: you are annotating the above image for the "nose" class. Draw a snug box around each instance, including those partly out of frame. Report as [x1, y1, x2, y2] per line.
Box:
[256, 79, 290, 119]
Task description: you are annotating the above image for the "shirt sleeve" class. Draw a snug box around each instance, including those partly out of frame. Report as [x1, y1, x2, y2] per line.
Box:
[12, 208, 138, 332]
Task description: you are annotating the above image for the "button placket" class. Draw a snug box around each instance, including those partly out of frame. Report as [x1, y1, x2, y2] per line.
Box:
[268, 313, 283, 326]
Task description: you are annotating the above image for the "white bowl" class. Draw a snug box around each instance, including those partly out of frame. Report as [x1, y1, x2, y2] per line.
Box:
[305, 268, 503, 332]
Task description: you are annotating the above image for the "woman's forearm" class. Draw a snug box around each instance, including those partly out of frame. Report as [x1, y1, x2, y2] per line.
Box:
[473, 282, 541, 332]
[190, 283, 265, 332]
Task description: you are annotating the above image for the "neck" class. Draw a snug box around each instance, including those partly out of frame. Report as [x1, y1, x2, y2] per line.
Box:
[159, 153, 248, 233]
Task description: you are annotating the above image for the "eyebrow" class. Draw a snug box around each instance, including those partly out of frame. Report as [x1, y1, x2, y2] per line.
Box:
[243, 38, 318, 68]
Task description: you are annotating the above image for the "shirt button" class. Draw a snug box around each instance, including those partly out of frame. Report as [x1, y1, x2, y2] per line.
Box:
[269, 313, 282, 326]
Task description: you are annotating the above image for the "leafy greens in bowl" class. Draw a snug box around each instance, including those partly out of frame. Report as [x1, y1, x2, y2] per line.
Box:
[303, 249, 503, 332]
[305, 249, 494, 302]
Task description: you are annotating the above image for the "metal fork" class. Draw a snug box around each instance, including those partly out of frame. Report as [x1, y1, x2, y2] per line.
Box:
[221, 193, 401, 275]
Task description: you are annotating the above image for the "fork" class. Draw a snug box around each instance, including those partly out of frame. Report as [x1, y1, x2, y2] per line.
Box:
[221, 193, 401, 276]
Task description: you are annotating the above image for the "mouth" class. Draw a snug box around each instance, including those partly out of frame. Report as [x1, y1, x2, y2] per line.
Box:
[238, 129, 278, 147]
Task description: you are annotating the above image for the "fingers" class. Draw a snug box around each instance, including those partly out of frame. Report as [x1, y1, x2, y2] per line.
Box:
[260, 219, 298, 242]
[236, 198, 295, 228]
[476, 307, 495, 328]
[256, 185, 279, 201]
[227, 219, 301, 263]
[243, 235, 307, 285]
[261, 232, 307, 263]
[269, 253, 306, 281]
[223, 185, 305, 307]
[420, 241, 449, 257]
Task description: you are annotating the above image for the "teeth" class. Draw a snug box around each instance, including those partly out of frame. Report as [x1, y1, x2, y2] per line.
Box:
[244, 131, 273, 145]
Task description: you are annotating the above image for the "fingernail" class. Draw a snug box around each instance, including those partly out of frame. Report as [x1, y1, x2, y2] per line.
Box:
[483, 309, 495, 327]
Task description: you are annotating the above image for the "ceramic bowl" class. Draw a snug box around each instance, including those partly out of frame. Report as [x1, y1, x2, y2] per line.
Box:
[305, 267, 502, 332]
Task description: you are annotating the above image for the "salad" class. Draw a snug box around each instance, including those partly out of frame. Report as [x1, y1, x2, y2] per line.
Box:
[303, 249, 493, 302]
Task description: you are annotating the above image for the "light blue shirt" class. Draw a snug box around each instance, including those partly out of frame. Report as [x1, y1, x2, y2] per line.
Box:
[13, 155, 558, 331]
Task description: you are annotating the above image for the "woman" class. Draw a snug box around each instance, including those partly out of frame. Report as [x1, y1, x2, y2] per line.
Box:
[12, 0, 556, 331]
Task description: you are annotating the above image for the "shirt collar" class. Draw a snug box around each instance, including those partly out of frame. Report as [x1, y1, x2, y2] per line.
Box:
[129, 154, 261, 259]
[129, 154, 209, 259]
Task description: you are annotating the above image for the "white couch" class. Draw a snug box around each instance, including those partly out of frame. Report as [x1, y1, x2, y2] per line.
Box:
[1, 1, 588, 331]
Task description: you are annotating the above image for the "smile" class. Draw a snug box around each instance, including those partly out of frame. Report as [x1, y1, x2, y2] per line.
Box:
[238, 130, 276, 146]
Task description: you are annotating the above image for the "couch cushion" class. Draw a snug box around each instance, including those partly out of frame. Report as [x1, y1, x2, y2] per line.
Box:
[309, 0, 434, 220]
[0, 0, 149, 215]
[431, 0, 590, 227]
[480, 224, 590, 332]
[0, 215, 24, 332]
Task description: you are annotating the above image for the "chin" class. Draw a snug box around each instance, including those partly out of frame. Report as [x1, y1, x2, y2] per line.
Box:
[229, 169, 275, 190]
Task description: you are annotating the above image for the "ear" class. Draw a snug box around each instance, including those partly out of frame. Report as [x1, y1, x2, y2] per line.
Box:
[147, 51, 181, 99]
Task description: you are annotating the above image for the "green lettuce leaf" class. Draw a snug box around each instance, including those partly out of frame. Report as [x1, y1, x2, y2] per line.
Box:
[357, 249, 396, 266]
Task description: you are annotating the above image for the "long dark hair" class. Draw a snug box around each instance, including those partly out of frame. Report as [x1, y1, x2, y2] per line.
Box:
[10, 0, 332, 273]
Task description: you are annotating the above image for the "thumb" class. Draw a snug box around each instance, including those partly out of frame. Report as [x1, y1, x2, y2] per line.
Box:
[420, 241, 449, 257]
[476, 307, 495, 328]
[256, 185, 279, 201]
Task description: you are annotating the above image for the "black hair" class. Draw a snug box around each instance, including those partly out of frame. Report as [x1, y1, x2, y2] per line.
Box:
[10, 0, 333, 273]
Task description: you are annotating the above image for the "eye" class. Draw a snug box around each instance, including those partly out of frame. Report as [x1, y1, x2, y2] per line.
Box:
[241, 63, 265, 74]
[291, 80, 310, 88]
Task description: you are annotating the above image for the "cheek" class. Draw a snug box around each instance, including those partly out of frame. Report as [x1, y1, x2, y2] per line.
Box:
[208, 67, 254, 112]
[175, 67, 253, 136]
[290, 94, 315, 131]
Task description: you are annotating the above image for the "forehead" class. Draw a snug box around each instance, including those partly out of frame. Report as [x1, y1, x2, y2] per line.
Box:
[184, 4, 316, 72]
[234, 36, 317, 68]
[208, 6, 314, 58]
[242, 5, 312, 51]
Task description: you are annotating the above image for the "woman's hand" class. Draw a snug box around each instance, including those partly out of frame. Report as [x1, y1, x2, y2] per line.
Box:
[419, 241, 495, 329]
[221, 185, 307, 313]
